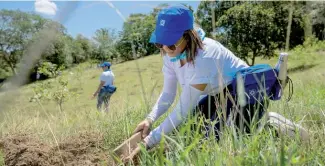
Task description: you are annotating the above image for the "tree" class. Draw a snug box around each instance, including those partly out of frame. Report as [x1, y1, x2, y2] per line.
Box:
[285, 1, 294, 51]
[310, 1, 325, 40]
[38, 31, 73, 73]
[0, 10, 47, 75]
[70, 34, 93, 64]
[0, 9, 68, 80]
[217, 3, 278, 66]
[259, 1, 325, 48]
[71, 35, 85, 64]
[196, 1, 324, 50]
[92, 28, 117, 61]
[263, 1, 302, 50]
[116, 12, 156, 61]
[196, 1, 242, 38]
[77, 34, 93, 60]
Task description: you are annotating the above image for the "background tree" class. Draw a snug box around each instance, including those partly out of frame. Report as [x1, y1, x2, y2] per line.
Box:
[0, 10, 47, 75]
[92, 28, 117, 62]
[310, 1, 325, 40]
[196, 1, 242, 38]
[71, 34, 93, 64]
[217, 3, 278, 66]
[116, 13, 156, 61]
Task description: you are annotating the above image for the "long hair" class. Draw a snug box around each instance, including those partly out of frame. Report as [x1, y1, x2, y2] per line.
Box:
[159, 28, 204, 64]
[183, 29, 204, 64]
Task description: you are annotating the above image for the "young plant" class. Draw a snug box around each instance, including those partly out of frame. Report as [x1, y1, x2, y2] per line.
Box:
[30, 80, 53, 102]
[52, 77, 70, 112]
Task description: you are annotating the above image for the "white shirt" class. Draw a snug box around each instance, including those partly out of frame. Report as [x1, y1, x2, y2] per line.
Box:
[145, 37, 249, 148]
[164, 37, 248, 95]
[100, 70, 114, 86]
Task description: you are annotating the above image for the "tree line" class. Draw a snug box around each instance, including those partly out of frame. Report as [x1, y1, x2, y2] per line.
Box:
[0, 2, 324, 82]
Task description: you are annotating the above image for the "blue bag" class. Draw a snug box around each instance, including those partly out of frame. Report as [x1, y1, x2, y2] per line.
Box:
[102, 85, 117, 94]
[230, 64, 282, 105]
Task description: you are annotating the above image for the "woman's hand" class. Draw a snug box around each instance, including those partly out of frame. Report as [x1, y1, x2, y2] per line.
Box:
[133, 118, 153, 139]
[91, 92, 98, 99]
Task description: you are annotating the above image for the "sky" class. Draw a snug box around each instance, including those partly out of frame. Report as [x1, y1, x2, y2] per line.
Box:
[0, 1, 201, 39]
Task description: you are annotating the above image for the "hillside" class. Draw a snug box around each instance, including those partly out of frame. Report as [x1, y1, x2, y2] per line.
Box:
[0, 41, 325, 165]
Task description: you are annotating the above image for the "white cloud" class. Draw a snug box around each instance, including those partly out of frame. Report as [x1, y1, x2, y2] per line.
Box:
[34, 0, 57, 16]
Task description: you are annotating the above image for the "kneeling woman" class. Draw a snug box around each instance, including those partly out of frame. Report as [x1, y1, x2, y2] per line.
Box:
[136, 5, 251, 148]
[127, 5, 307, 161]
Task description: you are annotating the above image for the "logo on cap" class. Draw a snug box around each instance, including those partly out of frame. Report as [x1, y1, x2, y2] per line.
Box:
[160, 20, 165, 26]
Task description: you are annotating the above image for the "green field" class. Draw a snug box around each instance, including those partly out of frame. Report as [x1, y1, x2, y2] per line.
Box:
[0, 41, 325, 165]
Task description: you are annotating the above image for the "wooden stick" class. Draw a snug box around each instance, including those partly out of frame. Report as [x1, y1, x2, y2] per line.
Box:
[112, 131, 143, 163]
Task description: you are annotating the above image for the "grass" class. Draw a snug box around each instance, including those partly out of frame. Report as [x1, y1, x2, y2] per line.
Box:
[0, 151, 3, 166]
[0, 41, 324, 165]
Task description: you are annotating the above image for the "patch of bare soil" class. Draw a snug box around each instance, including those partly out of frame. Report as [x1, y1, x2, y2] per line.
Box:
[0, 132, 115, 166]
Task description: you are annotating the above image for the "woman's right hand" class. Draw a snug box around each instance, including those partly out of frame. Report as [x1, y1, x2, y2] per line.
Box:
[133, 118, 153, 139]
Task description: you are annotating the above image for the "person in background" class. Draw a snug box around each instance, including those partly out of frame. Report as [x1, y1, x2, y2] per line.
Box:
[92, 62, 116, 112]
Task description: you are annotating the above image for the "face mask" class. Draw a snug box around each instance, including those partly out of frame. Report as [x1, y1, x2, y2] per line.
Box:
[170, 51, 186, 62]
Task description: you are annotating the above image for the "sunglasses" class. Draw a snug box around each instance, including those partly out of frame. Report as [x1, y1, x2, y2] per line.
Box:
[154, 37, 185, 51]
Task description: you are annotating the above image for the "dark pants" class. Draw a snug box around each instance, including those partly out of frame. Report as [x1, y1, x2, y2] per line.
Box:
[97, 88, 113, 112]
[193, 86, 268, 140]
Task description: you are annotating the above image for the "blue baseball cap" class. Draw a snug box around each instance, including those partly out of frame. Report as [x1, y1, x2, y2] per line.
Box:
[149, 5, 194, 46]
[99, 62, 111, 67]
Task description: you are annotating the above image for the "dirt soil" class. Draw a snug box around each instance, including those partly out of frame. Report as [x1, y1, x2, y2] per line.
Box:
[0, 132, 116, 166]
